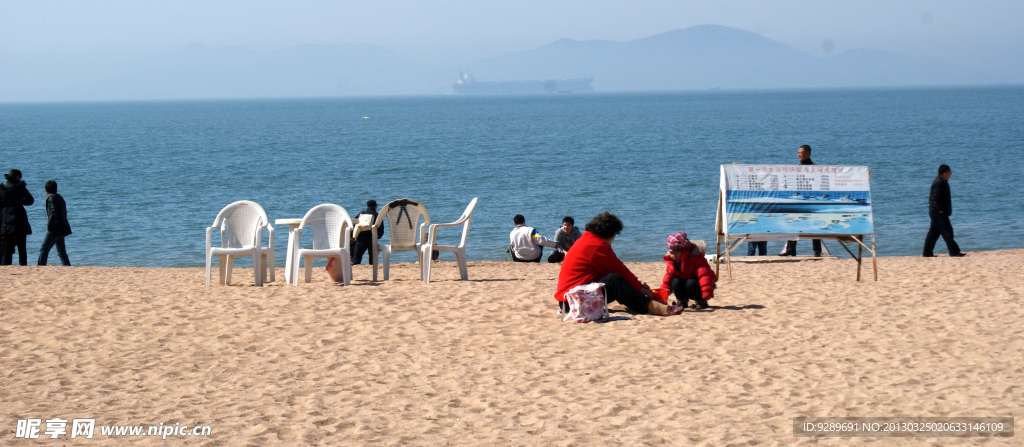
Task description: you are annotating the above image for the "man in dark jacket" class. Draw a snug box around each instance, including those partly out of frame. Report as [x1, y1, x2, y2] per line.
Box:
[780, 145, 822, 257]
[38, 180, 72, 266]
[0, 169, 35, 265]
[923, 165, 965, 257]
[351, 200, 384, 265]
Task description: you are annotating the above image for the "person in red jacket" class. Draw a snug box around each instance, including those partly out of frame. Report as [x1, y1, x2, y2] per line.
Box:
[661, 231, 718, 310]
[555, 212, 683, 316]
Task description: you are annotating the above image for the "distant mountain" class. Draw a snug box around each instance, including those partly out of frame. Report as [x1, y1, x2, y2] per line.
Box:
[464, 25, 1001, 91]
[0, 25, 1008, 102]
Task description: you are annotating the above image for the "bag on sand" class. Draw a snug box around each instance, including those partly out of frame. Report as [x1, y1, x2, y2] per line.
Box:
[325, 256, 345, 283]
[562, 282, 608, 323]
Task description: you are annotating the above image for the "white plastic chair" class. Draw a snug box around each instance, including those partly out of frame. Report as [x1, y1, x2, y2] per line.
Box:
[290, 204, 354, 286]
[205, 201, 275, 287]
[420, 198, 477, 284]
[370, 199, 430, 281]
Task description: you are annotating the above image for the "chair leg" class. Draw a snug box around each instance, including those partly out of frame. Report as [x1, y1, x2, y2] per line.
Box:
[290, 249, 300, 286]
[382, 249, 391, 281]
[218, 255, 227, 285]
[225, 256, 235, 284]
[456, 249, 468, 280]
[341, 252, 352, 286]
[261, 254, 268, 285]
[206, 250, 213, 287]
[254, 251, 263, 287]
[305, 256, 313, 283]
[421, 246, 432, 284]
[267, 250, 275, 283]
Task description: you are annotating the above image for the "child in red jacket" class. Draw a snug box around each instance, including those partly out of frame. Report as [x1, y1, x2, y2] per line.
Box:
[661, 231, 718, 310]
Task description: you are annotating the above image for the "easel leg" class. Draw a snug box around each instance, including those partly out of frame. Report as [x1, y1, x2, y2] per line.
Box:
[716, 237, 722, 277]
[871, 236, 878, 281]
[856, 243, 863, 281]
[726, 240, 733, 280]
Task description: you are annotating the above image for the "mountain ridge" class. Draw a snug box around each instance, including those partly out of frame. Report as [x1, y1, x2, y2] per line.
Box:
[0, 25, 1008, 102]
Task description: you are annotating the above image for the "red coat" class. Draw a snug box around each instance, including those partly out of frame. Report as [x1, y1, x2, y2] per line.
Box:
[554, 231, 643, 302]
[660, 250, 717, 300]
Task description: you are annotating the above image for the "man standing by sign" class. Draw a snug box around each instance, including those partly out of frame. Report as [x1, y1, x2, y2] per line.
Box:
[781, 145, 822, 257]
[923, 165, 966, 257]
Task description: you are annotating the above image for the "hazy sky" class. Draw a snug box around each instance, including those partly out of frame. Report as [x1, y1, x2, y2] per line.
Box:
[2, 1, 1022, 76]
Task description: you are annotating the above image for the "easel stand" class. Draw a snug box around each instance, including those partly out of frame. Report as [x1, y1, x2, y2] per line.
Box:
[715, 234, 877, 281]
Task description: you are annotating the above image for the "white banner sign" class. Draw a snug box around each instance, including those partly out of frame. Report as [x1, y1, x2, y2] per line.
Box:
[720, 164, 873, 237]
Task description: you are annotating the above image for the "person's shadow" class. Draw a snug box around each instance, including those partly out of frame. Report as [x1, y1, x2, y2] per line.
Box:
[710, 305, 765, 311]
[607, 304, 765, 314]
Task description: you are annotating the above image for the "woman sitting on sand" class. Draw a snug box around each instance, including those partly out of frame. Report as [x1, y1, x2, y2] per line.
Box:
[661, 231, 718, 310]
[554, 212, 683, 316]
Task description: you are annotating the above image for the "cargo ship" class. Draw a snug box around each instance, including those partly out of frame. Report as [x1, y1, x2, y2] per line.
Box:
[452, 72, 594, 94]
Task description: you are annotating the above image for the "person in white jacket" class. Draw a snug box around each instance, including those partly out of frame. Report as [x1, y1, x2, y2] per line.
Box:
[509, 214, 556, 262]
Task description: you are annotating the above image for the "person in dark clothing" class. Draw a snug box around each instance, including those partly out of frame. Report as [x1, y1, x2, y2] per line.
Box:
[781, 144, 822, 257]
[0, 169, 35, 265]
[37, 180, 72, 266]
[351, 200, 385, 265]
[746, 240, 767, 256]
[923, 165, 965, 257]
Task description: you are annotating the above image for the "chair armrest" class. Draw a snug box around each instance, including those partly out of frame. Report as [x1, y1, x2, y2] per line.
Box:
[206, 227, 213, 250]
[430, 221, 464, 229]
[252, 223, 267, 247]
[426, 221, 464, 245]
[267, 225, 275, 248]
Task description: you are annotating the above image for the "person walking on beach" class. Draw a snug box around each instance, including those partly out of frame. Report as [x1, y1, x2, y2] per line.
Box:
[37, 180, 72, 266]
[509, 214, 556, 262]
[547, 216, 581, 263]
[0, 169, 35, 265]
[923, 164, 966, 257]
[555, 212, 683, 316]
[351, 200, 384, 265]
[780, 144, 822, 257]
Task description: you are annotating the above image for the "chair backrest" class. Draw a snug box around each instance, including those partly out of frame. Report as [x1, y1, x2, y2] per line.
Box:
[377, 199, 429, 251]
[299, 204, 353, 250]
[455, 198, 478, 247]
[213, 201, 268, 249]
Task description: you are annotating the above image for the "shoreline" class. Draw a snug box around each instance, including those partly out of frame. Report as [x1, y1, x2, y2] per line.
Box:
[15, 247, 1017, 271]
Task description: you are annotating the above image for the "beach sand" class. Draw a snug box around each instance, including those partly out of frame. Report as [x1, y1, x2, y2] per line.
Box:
[2, 249, 1022, 445]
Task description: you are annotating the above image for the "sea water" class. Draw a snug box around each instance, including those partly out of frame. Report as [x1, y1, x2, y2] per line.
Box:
[2, 87, 1022, 267]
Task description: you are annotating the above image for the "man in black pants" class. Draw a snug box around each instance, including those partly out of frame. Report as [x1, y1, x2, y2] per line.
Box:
[0, 169, 35, 265]
[351, 200, 384, 265]
[923, 165, 965, 257]
[781, 144, 822, 257]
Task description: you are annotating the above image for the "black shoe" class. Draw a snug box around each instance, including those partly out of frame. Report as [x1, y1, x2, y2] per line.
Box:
[692, 299, 709, 310]
[950, 252, 967, 257]
[779, 252, 796, 257]
[814, 252, 822, 257]
[922, 254, 935, 257]
[675, 299, 689, 309]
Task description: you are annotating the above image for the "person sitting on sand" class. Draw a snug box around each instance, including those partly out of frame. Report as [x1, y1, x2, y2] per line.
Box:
[554, 212, 683, 316]
[547, 216, 581, 264]
[661, 231, 718, 310]
[509, 214, 556, 262]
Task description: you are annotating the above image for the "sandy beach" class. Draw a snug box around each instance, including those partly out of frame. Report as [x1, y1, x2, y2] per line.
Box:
[2, 249, 1022, 445]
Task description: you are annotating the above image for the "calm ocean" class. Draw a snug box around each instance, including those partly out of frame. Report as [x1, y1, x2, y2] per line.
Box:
[2, 87, 1022, 267]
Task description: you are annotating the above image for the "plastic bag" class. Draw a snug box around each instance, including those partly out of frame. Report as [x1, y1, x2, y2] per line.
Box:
[325, 257, 345, 283]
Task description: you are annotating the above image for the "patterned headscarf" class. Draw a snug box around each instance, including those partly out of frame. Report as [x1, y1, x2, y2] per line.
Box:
[666, 231, 692, 252]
